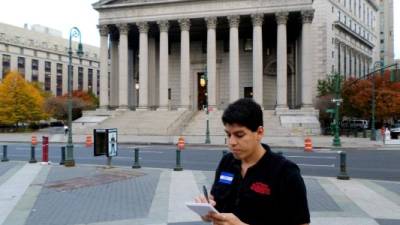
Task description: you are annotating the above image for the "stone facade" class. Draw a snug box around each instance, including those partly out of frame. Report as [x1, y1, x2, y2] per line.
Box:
[93, 0, 380, 112]
[379, 0, 394, 65]
[0, 23, 100, 96]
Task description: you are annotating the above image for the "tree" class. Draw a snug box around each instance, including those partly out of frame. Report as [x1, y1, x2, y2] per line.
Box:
[341, 70, 400, 121]
[0, 71, 48, 127]
[44, 90, 99, 121]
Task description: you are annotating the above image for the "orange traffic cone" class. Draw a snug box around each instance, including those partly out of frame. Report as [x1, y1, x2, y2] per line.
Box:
[85, 135, 93, 147]
[304, 137, 313, 152]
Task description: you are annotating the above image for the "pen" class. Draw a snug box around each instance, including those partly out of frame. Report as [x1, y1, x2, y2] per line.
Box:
[203, 185, 210, 203]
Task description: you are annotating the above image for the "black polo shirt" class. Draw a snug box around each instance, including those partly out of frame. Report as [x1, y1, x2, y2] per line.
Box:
[211, 144, 310, 225]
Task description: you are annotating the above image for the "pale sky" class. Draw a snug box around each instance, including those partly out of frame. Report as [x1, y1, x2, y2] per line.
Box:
[0, 0, 399, 59]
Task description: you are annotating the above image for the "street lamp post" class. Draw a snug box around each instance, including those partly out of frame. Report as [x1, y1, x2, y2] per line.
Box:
[332, 73, 342, 147]
[65, 27, 84, 167]
[371, 61, 383, 141]
[200, 69, 210, 144]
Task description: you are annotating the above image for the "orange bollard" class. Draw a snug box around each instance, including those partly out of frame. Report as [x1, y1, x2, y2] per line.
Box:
[85, 135, 93, 147]
[304, 137, 313, 152]
[31, 135, 37, 146]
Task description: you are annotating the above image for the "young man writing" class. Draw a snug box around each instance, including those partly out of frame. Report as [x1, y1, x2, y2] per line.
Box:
[195, 98, 310, 225]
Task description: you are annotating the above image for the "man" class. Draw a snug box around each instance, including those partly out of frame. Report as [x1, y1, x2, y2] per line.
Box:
[195, 98, 310, 225]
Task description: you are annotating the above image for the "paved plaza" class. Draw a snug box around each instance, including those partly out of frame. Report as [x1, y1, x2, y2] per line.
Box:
[1, 161, 400, 225]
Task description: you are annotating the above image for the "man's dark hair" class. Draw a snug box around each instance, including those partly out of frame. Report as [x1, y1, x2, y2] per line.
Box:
[222, 98, 263, 132]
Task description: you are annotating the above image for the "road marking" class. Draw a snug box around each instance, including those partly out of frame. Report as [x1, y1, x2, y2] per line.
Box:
[297, 163, 335, 168]
[287, 155, 336, 159]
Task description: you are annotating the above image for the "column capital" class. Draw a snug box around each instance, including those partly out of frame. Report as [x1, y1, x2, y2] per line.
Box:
[117, 24, 129, 35]
[275, 12, 289, 25]
[178, 18, 191, 31]
[97, 25, 109, 37]
[251, 14, 264, 26]
[137, 22, 149, 33]
[205, 17, 217, 29]
[157, 21, 169, 32]
[301, 10, 315, 24]
[334, 38, 340, 45]
[227, 15, 240, 28]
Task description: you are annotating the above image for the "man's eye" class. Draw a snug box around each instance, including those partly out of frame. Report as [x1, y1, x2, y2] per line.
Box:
[236, 133, 244, 138]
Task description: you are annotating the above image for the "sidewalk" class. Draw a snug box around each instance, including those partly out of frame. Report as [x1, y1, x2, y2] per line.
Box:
[0, 132, 392, 149]
[1, 161, 400, 225]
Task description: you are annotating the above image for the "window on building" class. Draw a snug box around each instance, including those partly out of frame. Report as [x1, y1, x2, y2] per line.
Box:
[56, 63, 63, 96]
[32, 59, 39, 82]
[2, 54, 11, 78]
[17, 57, 25, 77]
[88, 68, 93, 92]
[78, 67, 83, 91]
[44, 61, 51, 91]
[97, 70, 100, 96]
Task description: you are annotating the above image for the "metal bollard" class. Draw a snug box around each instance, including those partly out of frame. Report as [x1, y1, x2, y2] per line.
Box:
[363, 129, 367, 138]
[132, 148, 141, 169]
[353, 129, 358, 138]
[29, 145, 37, 163]
[222, 150, 228, 157]
[59, 146, 65, 165]
[337, 151, 350, 180]
[346, 129, 350, 137]
[1, 145, 9, 162]
[173, 148, 183, 171]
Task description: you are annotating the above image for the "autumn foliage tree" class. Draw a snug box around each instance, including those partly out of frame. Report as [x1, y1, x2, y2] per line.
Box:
[44, 90, 99, 121]
[0, 71, 48, 127]
[341, 70, 400, 122]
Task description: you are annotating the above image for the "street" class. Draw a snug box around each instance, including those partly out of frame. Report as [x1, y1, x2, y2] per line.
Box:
[2, 143, 400, 181]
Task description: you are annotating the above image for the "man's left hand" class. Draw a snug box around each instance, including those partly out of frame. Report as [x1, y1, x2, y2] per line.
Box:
[209, 213, 248, 225]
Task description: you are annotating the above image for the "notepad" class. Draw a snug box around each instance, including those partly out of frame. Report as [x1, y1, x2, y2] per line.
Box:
[185, 202, 219, 217]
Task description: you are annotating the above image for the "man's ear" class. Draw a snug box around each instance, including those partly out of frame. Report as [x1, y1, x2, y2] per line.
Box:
[256, 126, 264, 141]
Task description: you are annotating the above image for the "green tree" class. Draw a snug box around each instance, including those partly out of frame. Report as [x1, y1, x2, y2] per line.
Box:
[0, 71, 48, 127]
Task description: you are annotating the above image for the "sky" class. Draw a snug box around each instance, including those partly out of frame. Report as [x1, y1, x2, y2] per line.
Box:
[0, 0, 399, 59]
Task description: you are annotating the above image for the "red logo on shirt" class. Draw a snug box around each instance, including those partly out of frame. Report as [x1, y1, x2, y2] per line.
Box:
[250, 182, 271, 195]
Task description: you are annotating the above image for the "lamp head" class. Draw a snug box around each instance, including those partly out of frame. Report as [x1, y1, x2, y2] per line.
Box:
[200, 74, 206, 87]
[77, 43, 84, 58]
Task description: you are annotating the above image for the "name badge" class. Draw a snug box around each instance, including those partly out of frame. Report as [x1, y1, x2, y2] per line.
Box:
[219, 172, 234, 184]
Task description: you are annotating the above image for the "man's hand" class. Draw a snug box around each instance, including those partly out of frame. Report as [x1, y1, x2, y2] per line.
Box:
[209, 213, 248, 225]
[194, 194, 216, 222]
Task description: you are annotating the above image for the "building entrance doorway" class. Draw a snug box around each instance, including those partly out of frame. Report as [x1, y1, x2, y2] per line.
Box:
[197, 72, 207, 110]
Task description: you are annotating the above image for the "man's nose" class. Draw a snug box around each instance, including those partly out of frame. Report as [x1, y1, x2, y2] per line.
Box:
[228, 136, 237, 145]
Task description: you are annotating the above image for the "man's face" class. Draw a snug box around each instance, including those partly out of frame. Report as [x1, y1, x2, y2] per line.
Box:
[224, 123, 264, 161]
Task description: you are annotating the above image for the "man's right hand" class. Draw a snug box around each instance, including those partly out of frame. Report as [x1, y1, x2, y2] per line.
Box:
[194, 194, 216, 222]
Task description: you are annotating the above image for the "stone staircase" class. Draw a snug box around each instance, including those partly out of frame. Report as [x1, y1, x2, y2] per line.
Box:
[74, 110, 194, 135]
[182, 110, 319, 137]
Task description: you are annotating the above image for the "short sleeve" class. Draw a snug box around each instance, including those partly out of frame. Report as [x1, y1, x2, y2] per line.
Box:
[280, 164, 310, 225]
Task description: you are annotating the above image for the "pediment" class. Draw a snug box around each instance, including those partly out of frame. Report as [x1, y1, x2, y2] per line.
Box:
[93, 0, 199, 9]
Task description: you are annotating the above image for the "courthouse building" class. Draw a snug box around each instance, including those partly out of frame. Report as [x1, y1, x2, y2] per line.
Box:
[0, 23, 101, 97]
[93, 0, 381, 113]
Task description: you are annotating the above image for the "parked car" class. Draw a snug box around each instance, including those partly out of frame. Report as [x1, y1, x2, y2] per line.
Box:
[390, 123, 400, 139]
[341, 119, 369, 130]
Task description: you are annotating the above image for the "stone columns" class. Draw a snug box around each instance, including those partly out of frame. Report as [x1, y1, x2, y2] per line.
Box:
[110, 33, 119, 107]
[117, 24, 129, 110]
[138, 22, 149, 110]
[157, 21, 170, 111]
[335, 39, 341, 75]
[206, 17, 217, 108]
[228, 16, 240, 103]
[251, 14, 264, 107]
[179, 19, 191, 110]
[276, 12, 289, 110]
[301, 10, 314, 108]
[98, 25, 109, 109]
